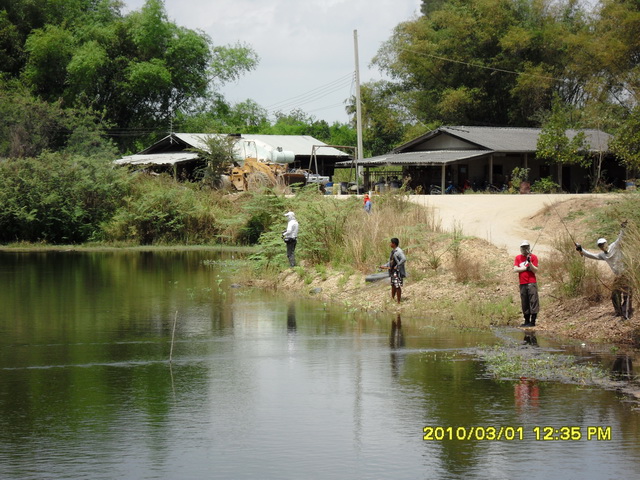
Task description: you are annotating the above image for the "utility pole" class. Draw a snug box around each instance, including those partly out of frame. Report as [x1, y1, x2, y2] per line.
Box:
[354, 29, 364, 193]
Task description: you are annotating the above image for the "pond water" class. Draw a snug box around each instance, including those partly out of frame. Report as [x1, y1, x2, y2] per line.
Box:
[1, 251, 639, 480]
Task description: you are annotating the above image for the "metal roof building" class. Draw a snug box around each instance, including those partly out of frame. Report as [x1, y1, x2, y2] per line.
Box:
[115, 133, 350, 178]
[337, 126, 621, 193]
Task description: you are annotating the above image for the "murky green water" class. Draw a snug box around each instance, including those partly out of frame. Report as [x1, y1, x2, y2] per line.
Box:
[1, 251, 639, 479]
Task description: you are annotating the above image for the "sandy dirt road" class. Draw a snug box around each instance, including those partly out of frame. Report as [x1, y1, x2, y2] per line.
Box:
[407, 193, 607, 256]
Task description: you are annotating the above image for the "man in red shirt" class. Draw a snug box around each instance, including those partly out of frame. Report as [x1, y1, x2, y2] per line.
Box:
[513, 240, 539, 327]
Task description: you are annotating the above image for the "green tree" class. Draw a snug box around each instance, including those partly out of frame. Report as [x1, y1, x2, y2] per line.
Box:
[190, 135, 238, 188]
[536, 96, 591, 188]
[22, 23, 76, 100]
[610, 107, 640, 175]
[536, 97, 589, 166]
[2, 0, 258, 149]
[347, 81, 408, 155]
[0, 79, 115, 158]
[373, 0, 591, 127]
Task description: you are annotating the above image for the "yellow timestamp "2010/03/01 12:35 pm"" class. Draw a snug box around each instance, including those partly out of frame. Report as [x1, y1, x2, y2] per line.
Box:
[422, 426, 612, 441]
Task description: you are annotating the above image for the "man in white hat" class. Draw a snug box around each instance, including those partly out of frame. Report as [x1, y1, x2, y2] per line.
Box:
[513, 240, 539, 327]
[575, 222, 631, 318]
[282, 211, 299, 267]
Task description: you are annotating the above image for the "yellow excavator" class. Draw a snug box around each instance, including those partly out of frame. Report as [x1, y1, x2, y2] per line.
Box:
[229, 157, 307, 191]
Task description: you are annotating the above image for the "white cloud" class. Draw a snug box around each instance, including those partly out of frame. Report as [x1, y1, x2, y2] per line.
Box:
[122, 0, 421, 123]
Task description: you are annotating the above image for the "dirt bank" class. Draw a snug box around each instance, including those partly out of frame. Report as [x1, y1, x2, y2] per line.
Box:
[267, 193, 640, 348]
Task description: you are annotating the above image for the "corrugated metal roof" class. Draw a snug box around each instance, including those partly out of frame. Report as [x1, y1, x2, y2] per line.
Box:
[336, 150, 491, 167]
[114, 152, 199, 166]
[173, 133, 348, 157]
[397, 126, 612, 153]
[117, 133, 349, 166]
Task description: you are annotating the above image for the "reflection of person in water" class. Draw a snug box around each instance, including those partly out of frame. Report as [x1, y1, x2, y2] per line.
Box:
[522, 332, 538, 346]
[390, 315, 405, 378]
[612, 355, 633, 380]
[287, 302, 296, 332]
[514, 377, 539, 412]
[390, 315, 404, 348]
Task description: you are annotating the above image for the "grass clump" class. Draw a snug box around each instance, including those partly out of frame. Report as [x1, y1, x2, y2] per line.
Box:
[480, 346, 609, 384]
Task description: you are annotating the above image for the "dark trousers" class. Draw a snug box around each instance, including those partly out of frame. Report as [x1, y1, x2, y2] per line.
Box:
[519, 283, 540, 315]
[612, 275, 633, 318]
[286, 239, 297, 267]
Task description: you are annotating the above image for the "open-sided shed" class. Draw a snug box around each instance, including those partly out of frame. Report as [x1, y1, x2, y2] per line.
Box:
[337, 126, 622, 193]
[115, 133, 350, 180]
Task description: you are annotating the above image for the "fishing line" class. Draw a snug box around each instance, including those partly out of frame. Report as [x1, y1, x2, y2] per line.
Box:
[547, 196, 578, 246]
[530, 209, 552, 253]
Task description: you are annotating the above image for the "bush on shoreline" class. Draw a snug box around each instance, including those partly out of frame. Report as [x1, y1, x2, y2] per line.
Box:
[0, 153, 130, 243]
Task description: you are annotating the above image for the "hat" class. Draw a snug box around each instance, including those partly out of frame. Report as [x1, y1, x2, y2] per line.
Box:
[597, 238, 607, 245]
[520, 240, 530, 247]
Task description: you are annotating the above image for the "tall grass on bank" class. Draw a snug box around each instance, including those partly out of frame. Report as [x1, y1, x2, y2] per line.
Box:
[338, 193, 442, 271]
[249, 188, 443, 274]
[103, 175, 226, 245]
[623, 223, 640, 301]
[546, 234, 605, 301]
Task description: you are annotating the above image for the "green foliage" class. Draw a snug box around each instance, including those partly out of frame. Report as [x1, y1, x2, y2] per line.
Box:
[210, 42, 260, 85]
[374, 0, 591, 126]
[104, 175, 220, 245]
[481, 347, 608, 383]
[536, 96, 590, 167]
[190, 135, 238, 188]
[22, 24, 76, 100]
[510, 167, 530, 186]
[0, 78, 116, 158]
[0, 152, 131, 243]
[346, 80, 409, 155]
[611, 107, 640, 171]
[531, 177, 560, 193]
[0, 0, 259, 150]
[236, 191, 286, 244]
[546, 235, 604, 301]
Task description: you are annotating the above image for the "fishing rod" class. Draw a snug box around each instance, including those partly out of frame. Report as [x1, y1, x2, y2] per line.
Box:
[547, 197, 579, 247]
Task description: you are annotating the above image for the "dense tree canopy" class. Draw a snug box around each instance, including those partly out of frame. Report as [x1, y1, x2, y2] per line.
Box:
[370, 0, 640, 130]
[2, 0, 639, 162]
[0, 0, 259, 151]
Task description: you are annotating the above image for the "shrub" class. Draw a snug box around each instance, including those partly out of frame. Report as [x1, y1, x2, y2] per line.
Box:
[531, 177, 560, 193]
[0, 152, 130, 243]
[103, 175, 220, 244]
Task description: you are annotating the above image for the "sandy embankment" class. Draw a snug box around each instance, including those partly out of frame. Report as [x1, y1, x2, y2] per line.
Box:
[408, 193, 607, 257]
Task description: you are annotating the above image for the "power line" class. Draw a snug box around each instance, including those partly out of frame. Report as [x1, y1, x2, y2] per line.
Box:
[305, 101, 350, 115]
[265, 72, 355, 115]
[265, 72, 354, 109]
[397, 46, 564, 83]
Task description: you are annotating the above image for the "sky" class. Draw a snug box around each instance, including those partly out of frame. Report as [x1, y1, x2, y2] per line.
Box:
[122, 0, 421, 125]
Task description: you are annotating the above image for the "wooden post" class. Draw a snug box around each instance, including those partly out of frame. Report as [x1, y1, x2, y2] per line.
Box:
[169, 310, 178, 363]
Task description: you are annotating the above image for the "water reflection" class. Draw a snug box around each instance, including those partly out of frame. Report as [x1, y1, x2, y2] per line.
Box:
[390, 315, 405, 379]
[2, 251, 640, 479]
[287, 302, 297, 333]
[522, 332, 538, 346]
[390, 314, 405, 349]
[612, 355, 634, 380]
[515, 377, 540, 412]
